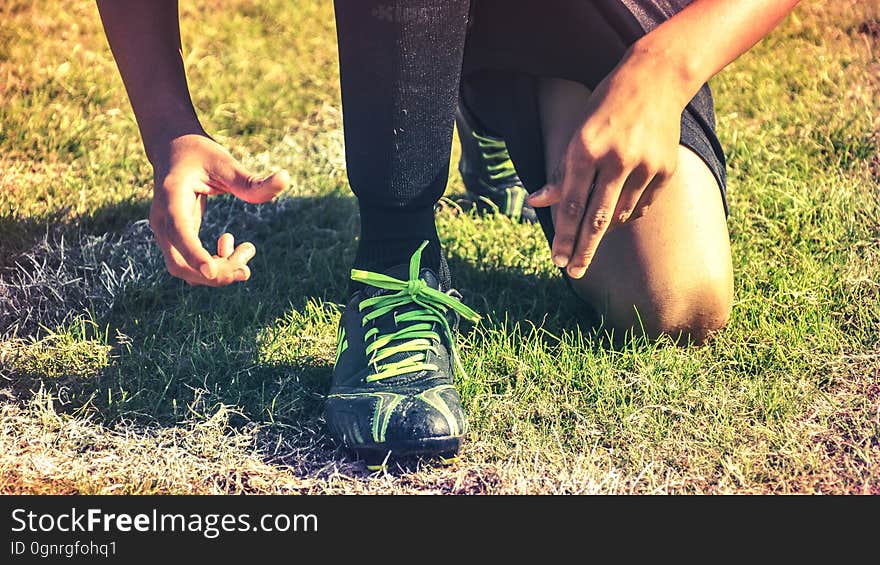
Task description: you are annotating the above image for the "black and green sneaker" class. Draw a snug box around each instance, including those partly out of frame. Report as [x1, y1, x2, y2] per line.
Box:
[456, 100, 537, 223]
[326, 241, 481, 469]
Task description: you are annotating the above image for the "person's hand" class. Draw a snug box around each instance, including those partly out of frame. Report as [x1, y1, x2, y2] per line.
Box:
[148, 134, 289, 286]
[526, 57, 688, 280]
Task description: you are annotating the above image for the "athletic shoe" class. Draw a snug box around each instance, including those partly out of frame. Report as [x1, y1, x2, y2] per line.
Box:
[326, 241, 481, 469]
[456, 100, 537, 223]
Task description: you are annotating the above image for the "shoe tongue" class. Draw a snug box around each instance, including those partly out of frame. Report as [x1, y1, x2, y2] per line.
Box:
[362, 264, 441, 299]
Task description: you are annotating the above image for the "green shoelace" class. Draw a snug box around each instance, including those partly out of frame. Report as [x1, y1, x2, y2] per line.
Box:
[473, 130, 518, 182]
[350, 241, 481, 383]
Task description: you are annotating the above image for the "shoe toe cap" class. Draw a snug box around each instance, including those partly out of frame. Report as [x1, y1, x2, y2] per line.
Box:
[385, 388, 467, 443]
[326, 385, 466, 449]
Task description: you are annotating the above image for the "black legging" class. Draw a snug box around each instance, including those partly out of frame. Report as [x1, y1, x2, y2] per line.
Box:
[333, 0, 471, 288]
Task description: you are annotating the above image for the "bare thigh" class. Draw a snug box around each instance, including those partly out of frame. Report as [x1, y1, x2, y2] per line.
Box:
[537, 77, 733, 342]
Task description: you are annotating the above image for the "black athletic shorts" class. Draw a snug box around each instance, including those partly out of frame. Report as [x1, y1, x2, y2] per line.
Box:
[459, 0, 728, 249]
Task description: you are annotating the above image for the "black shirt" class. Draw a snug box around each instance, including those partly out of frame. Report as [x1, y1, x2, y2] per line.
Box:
[619, 0, 693, 31]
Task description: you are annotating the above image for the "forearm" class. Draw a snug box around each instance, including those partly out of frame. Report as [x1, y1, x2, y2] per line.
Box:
[620, 0, 802, 109]
[96, 0, 205, 163]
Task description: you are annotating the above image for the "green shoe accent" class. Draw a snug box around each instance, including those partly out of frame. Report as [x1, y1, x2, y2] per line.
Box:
[505, 186, 527, 221]
[472, 130, 519, 183]
[416, 384, 463, 437]
[334, 326, 348, 364]
[325, 392, 405, 444]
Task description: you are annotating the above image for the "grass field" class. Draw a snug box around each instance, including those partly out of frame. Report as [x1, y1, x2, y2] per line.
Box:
[1, 0, 878, 494]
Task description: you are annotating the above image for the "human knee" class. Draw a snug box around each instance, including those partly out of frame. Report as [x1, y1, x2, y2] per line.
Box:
[649, 281, 732, 344]
[597, 276, 733, 345]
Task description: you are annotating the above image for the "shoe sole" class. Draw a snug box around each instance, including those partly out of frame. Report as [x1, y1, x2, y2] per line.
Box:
[350, 436, 463, 470]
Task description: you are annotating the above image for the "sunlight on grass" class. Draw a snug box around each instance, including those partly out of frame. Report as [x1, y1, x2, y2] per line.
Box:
[3, 319, 112, 380]
[0, 0, 877, 493]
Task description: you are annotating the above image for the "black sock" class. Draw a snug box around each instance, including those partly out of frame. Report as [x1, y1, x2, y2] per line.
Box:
[333, 0, 470, 292]
[353, 236, 451, 292]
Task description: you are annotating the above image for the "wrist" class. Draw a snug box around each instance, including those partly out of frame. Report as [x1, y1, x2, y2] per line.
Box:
[622, 35, 704, 110]
[142, 116, 208, 166]
[124, 87, 207, 165]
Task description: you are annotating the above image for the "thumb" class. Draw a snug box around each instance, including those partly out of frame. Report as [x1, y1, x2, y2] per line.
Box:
[225, 164, 290, 204]
[526, 182, 563, 207]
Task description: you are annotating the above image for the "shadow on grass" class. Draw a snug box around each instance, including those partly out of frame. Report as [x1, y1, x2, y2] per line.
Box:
[0, 199, 153, 270]
[2, 192, 603, 476]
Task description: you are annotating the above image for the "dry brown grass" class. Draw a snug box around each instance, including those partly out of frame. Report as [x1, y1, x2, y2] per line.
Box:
[1, 0, 878, 495]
